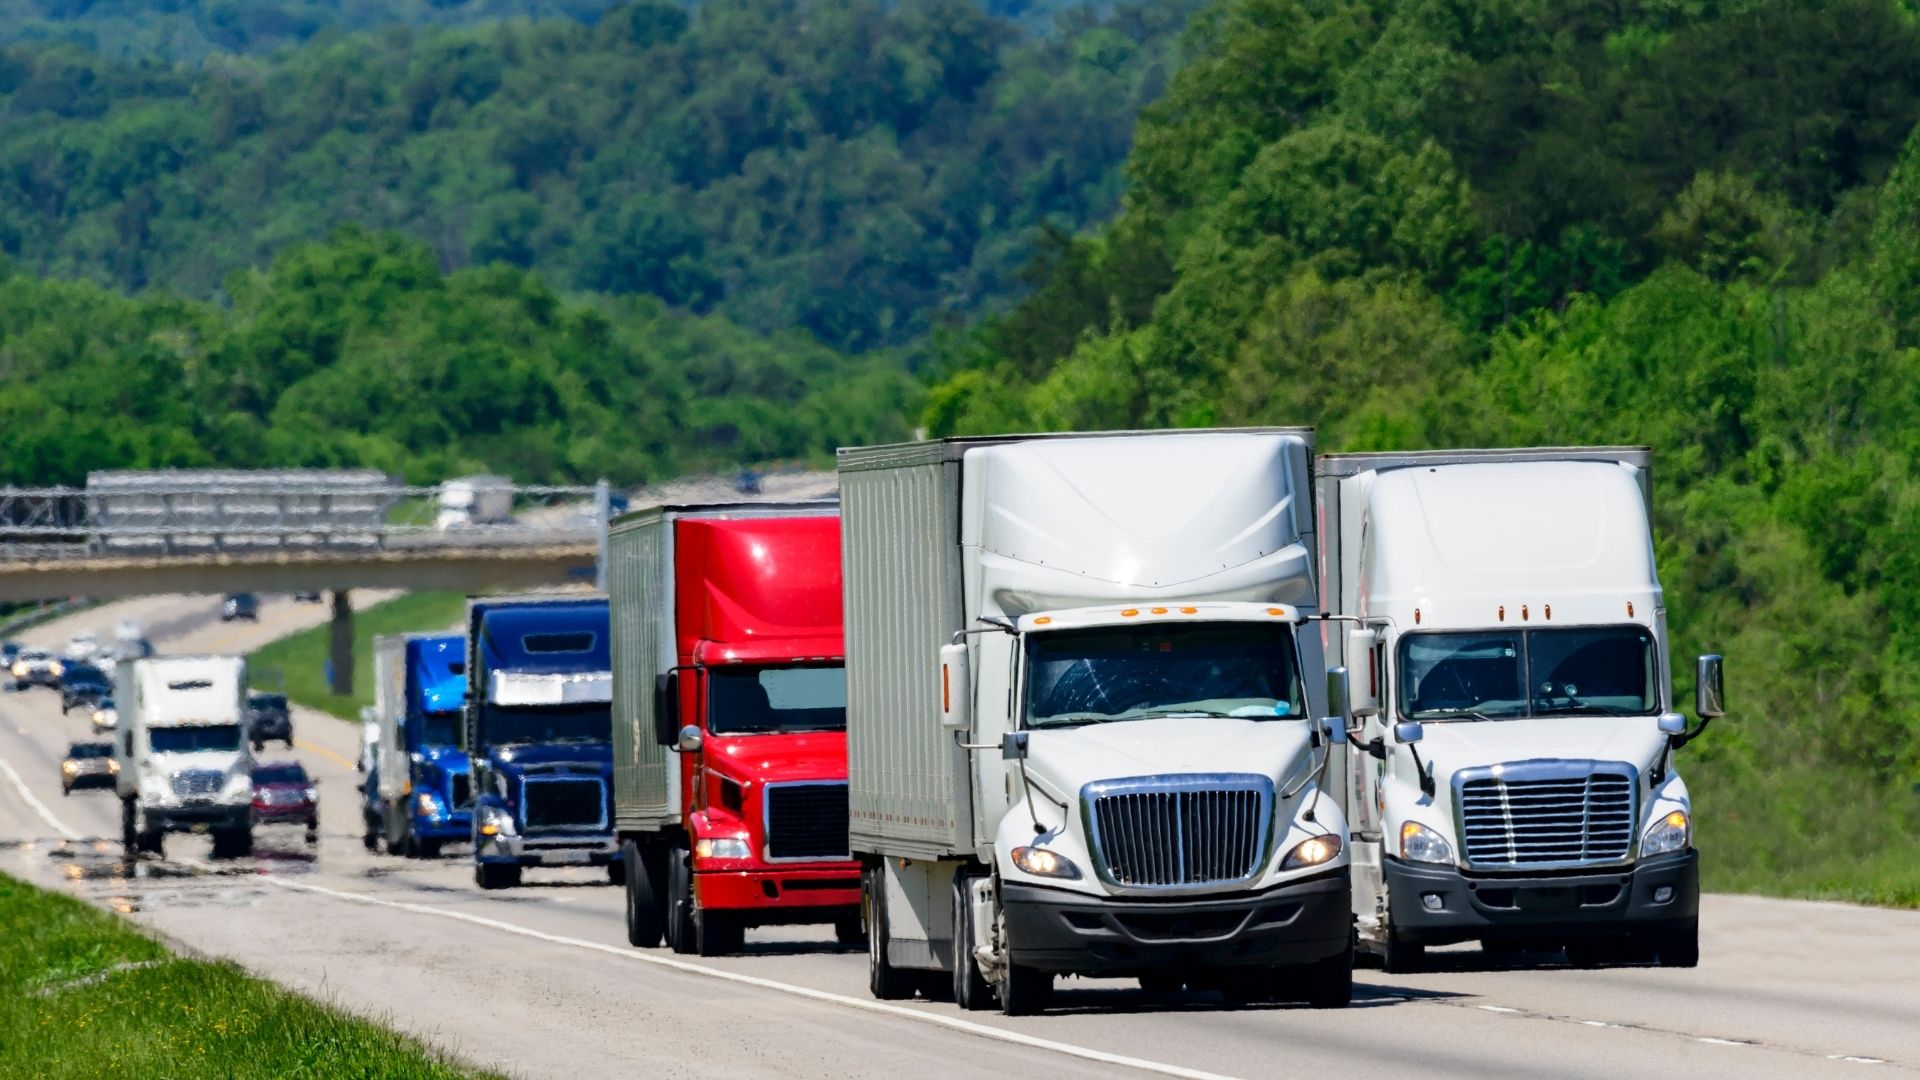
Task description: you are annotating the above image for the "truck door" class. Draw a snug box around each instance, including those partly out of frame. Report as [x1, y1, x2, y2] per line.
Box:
[970, 632, 1017, 848]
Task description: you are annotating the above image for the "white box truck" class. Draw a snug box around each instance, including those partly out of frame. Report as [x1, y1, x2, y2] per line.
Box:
[114, 655, 255, 859]
[1316, 447, 1725, 971]
[841, 430, 1354, 1016]
[437, 475, 514, 530]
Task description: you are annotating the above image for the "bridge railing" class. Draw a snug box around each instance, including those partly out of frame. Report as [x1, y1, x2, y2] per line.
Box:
[0, 482, 607, 559]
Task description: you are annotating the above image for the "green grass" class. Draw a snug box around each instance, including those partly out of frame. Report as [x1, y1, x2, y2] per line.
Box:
[247, 592, 467, 721]
[1694, 759, 1920, 909]
[0, 872, 494, 1079]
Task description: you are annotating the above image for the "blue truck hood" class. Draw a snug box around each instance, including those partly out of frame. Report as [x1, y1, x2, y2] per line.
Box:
[418, 744, 470, 773]
[489, 741, 613, 771]
[474, 600, 611, 677]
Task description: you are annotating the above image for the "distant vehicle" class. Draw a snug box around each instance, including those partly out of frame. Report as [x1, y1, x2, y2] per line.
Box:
[251, 761, 318, 843]
[12, 649, 62, 690]
[1, 641, 20, 665]
[357, 706, 378, 773]
[91, 698, 118, 733]
[58, 663, 113, 713]
[221, 593, 260, 622]
[294, 591, 324, 604]
[108, 638, 155, 662]
[116, 655, 255, 859]
[368, 634, 471, 858]
[246, 692, 294, 749]
[436, 475, 514, 531]
[65, 631, 101, 661]
[61, 740, 117, 795]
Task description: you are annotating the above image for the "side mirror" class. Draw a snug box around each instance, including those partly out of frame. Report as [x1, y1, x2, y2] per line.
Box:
[1394, 720, 1424, 745]
[1000, 731, 1029, 761]
[1695, 654, 1725, 719]
[1657, 712, 1688, 736]
[939, 642, 972, 731]
[1325, 666, 1352, 726]
[676, 725, 703, 753]
[1346, 629, 1380, 717]
[653, 672, 680, 747]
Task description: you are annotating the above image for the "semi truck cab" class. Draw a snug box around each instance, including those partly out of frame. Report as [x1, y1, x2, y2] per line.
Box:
[115, 655, 255, 860]
[466, 597, 619, 889]
[371, 634, 471, 858]
[1318, 449, 1726, 970]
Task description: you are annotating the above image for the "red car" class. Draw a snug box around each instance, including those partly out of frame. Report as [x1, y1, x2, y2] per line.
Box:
[251, 762, 318, 842]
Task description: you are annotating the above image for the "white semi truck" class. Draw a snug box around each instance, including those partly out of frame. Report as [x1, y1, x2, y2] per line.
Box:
[1316, 447, 1724, 970]
[841, 430, 1354, 1015]
[114, 655, 255, 859]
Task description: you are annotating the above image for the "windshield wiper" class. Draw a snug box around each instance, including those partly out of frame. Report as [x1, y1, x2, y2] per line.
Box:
[1418, 706, 1502, 722]
[1542, 702, 1628, 717]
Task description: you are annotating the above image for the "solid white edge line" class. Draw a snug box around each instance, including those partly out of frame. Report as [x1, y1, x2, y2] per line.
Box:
[0, 746, 81, 842]
[261, 875, 1246, 1080]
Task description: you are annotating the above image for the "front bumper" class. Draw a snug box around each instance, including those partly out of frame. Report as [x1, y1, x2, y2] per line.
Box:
[144, 803, 250, 832]
[696, 866, 861, 917]
[476, 831, 620, 868]
[410, 812, 472, 843]
[1384, 850, 1700, 946]
[253, 804, 317, 824]
[1002, 870, 1351, 976]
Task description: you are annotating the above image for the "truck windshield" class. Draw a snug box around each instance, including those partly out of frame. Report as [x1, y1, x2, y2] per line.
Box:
[481, 704, 611, 746]
[149, 724, 242, 753]
[1024, 623, 1304, 728]
[420, 711, 460, 746]
[708, 664, 846, 735]
[1399, 626, 1658, 720]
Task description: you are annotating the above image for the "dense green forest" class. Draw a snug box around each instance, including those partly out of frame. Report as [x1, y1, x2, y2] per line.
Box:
[929, 0, 1920, 902]
[0, 0, 1191, 349]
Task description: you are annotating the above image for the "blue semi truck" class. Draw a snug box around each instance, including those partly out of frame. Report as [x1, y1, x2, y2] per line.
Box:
[364, 633, 472, 858]
[465, 595, 620, 890]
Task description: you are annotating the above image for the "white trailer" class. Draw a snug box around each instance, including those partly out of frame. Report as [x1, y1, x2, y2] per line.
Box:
[1316, 447, 1725, 971]
[113, 655, 255, 859]
[437, 475, 514, 530]
[840, 430, 1354, 1015]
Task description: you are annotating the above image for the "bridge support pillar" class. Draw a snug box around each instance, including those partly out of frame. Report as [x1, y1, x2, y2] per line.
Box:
[329, 589, 354, 696]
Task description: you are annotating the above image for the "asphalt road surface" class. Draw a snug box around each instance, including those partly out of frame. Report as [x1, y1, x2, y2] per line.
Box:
[0, 595, 1915, 1079]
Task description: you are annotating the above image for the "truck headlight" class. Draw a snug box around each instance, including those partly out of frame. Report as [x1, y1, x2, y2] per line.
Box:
[1280, 833, 1343, 870]
[415, 793, 442, 817]
[1009, 845, 1081, 880]
[477, 803, 516, 837]
[694, 838, 751, 860]
[1400, 821, 1454, 865]
[1642, 810, 1690, 856]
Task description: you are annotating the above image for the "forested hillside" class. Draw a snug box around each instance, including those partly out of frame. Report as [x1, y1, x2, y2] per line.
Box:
[930, 0, 1920, 902]
[0, 0, 1193, 349]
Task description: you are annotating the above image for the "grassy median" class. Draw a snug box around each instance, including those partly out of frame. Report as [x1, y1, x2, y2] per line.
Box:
[247, 591, 467, 721]
[0, 872, 492, 1079]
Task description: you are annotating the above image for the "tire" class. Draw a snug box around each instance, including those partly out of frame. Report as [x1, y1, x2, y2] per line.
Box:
[212, 828, 253, 860]
[996, 958, 1052, 1017]
[948, 876, 993, 1010]
[1656, 920, 1700, 968]
[623, 840, 665, 948]
[695, 908, 744, 957]
[121, 798, 137, 854]
[1299, 938, 1354, 1009]
[1381, 917, 1426, 974]
[415, 839, 441, 859]
[1564, 938, 1620, 968]
[138, 831, 164, 856]
[1138, 973, 1184, 994]
[606, 861, 624, 886]
[362, 817, 379, 852]
[476, 862, 522, 890]
[833, 910, 865, 947]
[865, 865, 917, 1001]
[666, 846, 697, 954]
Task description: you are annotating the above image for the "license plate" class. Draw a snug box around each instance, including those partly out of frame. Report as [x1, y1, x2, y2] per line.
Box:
[545, 850, 592, 866]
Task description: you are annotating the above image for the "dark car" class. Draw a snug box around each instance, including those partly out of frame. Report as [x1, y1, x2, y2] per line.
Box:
[221, 593, 260, 622]
[58, 662, 112, 714]
[60, 740, 116, 794]
[247, 691, 293, 749]
[251, 762, 318, 840]
[11, 648, 62, 690]
[294, 591, 324, 603]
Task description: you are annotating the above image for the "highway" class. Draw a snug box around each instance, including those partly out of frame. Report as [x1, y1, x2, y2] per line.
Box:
[0, 596, 1914, 1079]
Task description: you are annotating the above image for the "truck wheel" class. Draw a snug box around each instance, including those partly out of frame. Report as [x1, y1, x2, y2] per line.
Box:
[666, 846, 697, 954]
[415, 838, 440, 859]
[695, 909, 744, 957]
[996, 960, 1051, 1016]
[1299, 937, 1354, 1008]
[605, 861, 623, 886]
[833, 910, 865, 947]
[1564, 938, 1619, 968]
[865, 865, 917, 1000]
[1381, 918, 1426, 974]
[362, 818, 379, 852]
[1138, 973, 1184, 994]
[120, 799, 138, 854]
[623, 840, 665, 948]
[951, 876, 993, 1011]
[476, 863, 522, 890]
[1656, 919, 1700, 968]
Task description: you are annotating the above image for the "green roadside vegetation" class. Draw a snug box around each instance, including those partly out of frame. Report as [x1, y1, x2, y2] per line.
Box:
[0, 872, 493, 1079]
[248, 592, 467, 721]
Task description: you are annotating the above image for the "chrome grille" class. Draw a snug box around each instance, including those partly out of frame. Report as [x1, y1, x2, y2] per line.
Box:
[1456, 762, 1635, 869]
[171, 770, 222, 796]
[1084, 774, 1272, 890]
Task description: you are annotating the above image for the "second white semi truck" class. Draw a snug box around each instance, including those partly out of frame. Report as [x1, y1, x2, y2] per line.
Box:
[114, 655, 255, 859]
[841, 429, 1354, 1015]
[1317, 447, 1724, 970]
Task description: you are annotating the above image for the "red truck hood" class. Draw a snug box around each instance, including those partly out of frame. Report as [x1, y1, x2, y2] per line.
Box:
[705, 728, 847, 784]
[693, 636, 843, 666]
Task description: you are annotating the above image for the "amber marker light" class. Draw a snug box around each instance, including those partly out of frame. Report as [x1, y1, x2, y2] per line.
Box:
[1150, 607, 1168, 614]
[1180, 606, 1198, 614]
[1033, 616, 1052, 625]
[1121, 609, 1139, 617]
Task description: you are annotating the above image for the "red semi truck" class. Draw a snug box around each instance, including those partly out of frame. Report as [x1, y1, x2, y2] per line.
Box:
[607, 502, 861, 955]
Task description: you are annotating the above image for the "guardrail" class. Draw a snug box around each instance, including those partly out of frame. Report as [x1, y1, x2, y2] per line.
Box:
[0, 481, 610, 560]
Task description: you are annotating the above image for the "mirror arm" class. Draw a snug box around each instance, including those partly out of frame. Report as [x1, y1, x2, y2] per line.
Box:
[1406, 742, 1436, 798]
[1360, 736, 1386, 761]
